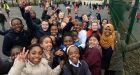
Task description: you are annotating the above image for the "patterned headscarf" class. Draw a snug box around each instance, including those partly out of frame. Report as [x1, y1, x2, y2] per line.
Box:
[100, 24, 116, 50]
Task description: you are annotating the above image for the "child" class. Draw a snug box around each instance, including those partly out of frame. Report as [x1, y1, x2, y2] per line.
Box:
[63, 45, 91, 75]
[71, 30, 81, 47]
[60, 34, 73, 52]
[50, 25, 62, 47]
[8, 44, 62, 75]
[87, 21, 101, 41]
[0, 46, 22, 75]
[2, 18, 31, 56]
[83, 36, 102, 75]
[39, 35, 64, 69]
[100, 24, 116, 75]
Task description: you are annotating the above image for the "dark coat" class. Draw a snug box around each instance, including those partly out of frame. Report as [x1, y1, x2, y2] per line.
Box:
[63, 60, 91, 75]
[41, 10, 51, 21]
[0, 13, 7, 23]
[24, 13, 50, 40]
[0, 58, 13, 75]
[2, 29, 31, 56]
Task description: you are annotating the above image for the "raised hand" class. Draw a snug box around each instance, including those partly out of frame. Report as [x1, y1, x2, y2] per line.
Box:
[55, 49, 64, 56]
[43, 50, 51, 60]
[45, 2, 49, 9]
[25, 6, 32, 12]
[19, 0, 28, 7]
[63, 17, 70, 23]
[59, 60, 65, 68]
[16, 47, 29, 62]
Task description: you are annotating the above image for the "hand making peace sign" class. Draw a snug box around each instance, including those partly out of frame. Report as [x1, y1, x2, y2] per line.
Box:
[16, 47, 29, 62]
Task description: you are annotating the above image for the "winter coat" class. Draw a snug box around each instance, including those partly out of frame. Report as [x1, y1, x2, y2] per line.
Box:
[2, 29, 31, 56]
[8, 58, 61, 75]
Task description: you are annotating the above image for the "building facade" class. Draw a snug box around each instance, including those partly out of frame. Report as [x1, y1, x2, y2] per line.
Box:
[80, 0, 108, 5]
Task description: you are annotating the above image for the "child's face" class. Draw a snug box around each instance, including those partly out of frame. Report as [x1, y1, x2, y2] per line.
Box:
[82, 22, 87, 30]
[88, 37, 98, 47]
[64, 36, 73, 47]
[11, 48, 21, 61]
[31, 37, 38, 44]
[73, 23, 80, 31]
[92, 22, 98, 31]
[40, 37, 53, 51]
[68, 46, 80, 64]
[50, 25, 58, 36]
[28, 46, 43, 64]
[72, 32, 78, 41]
[11, 19, 23, 33]
[41, 21, 49, 31]
[63, 17, 69, 23]
[102, 19, 108, 25]
[82, 15, 88, 21]
[104, 26, 112, 36]
[59, 12, 64, 19]
[30, 11, 36, 18]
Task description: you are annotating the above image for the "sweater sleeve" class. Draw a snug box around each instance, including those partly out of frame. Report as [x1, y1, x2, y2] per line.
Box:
[24, 12, 39, 31]
[0, 30, 10, 36]
[41, 10, 50, 21]
[51, 65, 61, 75]
[0, 30, 5, 35]
[63, 65, 72, 75]
[82, 60, 92, 75]
[19, 6, 26, 19]
[8, 59, 25, 75]
[42, 58, 61, 75]
[60, 22, 73, 34]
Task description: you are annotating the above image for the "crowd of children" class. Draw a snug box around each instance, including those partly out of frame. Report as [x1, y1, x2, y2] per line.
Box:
[0, 0, 117, 75]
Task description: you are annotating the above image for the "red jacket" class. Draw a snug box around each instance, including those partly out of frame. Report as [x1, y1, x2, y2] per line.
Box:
[136, 12, 140, 19]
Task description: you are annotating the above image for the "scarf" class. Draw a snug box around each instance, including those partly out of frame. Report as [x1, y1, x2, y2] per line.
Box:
[100, 24, 116, 50]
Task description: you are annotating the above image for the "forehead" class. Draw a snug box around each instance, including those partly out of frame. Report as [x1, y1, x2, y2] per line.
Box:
[11, 48, 21, 53]
[30, 46, 42, 52]
[64, 36, 72, 40]
[42, 21, 48, 24]
[89, 36, 97, 40]
[68, 47, 79, 53]
[43, 37, 52, 42]
[59, 12, 64, 15]
[11, 19, 21, 24]
[51, 25, 58, 29]
[92, 22, 98, 26]
[82, 14, 87, 17]
[61, 22, 66, 25]
[30, 11, 35, 14]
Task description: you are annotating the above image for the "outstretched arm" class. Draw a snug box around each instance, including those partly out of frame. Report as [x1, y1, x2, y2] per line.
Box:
[24, 6, 39, 31]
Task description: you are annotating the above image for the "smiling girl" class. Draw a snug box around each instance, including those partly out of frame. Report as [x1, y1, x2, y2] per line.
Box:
[8, 44, 61, 75]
